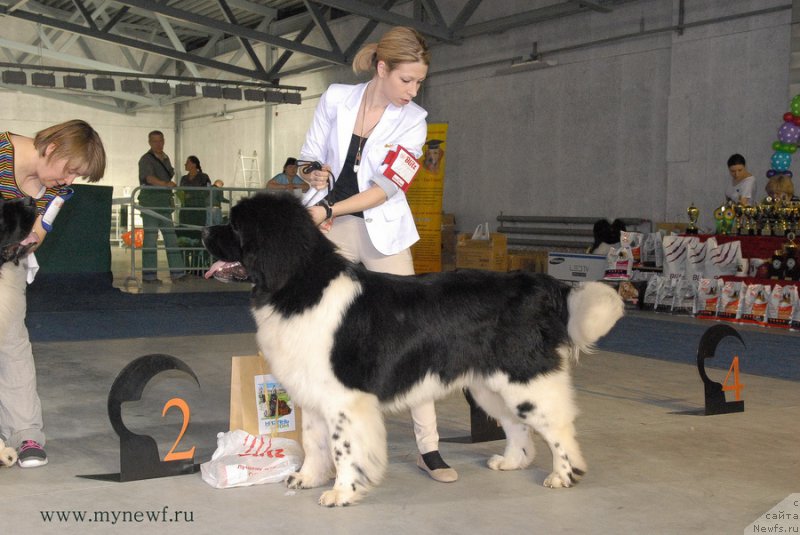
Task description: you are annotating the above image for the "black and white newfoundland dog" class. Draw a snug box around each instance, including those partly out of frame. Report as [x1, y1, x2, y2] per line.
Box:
[203, 193, 624, 507]
[0, 196, 38, 270]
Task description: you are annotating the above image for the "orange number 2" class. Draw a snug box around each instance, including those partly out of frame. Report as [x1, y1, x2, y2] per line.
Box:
[161, 397, 196, 461]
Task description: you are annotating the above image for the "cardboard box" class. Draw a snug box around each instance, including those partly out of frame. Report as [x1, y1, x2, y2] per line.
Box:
[230, 355, 302, 443]
[508, 250, 548, 273]
[547, 252, 607, 282]
[656, 222, 690, 235]
[456, 232, 508, 271]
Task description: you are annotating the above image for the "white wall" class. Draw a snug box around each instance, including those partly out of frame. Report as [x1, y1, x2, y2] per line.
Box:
[0, 0, 792, 233]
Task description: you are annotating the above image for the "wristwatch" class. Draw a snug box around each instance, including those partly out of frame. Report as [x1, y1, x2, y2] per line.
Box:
[316, 198, 333, 220]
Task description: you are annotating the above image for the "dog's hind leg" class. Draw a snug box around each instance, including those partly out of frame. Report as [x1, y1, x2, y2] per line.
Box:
[287, 409, 334, 490]
[318, 394, 386, 507]
[469, 383, 535, 471]
[511, 365, 587, 489]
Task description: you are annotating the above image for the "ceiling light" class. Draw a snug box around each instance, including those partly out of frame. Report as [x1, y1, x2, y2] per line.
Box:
[202, 86, 223, 98]
[244, 89, 264, 102]
[92, 77, 116, 91]
[175, 84, 196, 97]
[63, 75, 87, 89]
[2, 71, 27, 85]
[149, 82, 171, 95]
[31, 73, 56, 87]
[121, 79, 144, 93]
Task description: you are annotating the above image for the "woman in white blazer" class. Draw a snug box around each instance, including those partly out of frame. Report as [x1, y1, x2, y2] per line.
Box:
[299, 27, 457, 484]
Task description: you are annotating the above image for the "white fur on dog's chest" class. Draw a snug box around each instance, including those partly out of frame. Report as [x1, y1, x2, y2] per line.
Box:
[252, 273, 363, 411]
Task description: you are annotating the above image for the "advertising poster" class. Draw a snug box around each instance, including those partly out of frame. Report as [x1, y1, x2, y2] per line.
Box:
[407, 123, 448, 273]
[254, 374, 297, 436]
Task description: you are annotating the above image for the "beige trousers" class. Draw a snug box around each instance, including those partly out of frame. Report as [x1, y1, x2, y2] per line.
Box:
[0, 261, 45, 449]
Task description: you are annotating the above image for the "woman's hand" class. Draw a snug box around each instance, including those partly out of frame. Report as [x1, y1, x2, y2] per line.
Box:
[303, 163, 332, 191]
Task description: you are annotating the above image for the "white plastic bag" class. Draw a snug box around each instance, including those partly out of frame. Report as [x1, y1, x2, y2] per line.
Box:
[200, 430, 304, 489]
[471, 222, 491, 240]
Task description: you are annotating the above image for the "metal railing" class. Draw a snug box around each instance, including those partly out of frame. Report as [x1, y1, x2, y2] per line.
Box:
[123, 185, 264, 287]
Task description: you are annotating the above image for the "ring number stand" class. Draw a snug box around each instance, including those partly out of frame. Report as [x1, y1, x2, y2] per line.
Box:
[79, 354, 200, 482]
[697, 325, 745, 415]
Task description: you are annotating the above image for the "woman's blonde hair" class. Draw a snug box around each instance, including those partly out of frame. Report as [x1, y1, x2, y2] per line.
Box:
[352, 26, 430, 75]
[34, 119, 106, 182]
[766, 174, 795, 199]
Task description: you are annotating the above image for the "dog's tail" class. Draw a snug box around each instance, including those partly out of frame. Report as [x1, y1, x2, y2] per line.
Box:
[566, 281, 624, 357]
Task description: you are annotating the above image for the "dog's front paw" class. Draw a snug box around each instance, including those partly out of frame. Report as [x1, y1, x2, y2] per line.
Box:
[487, 453, 530, 471]
[286, 471, 326, 489]
[543, 465, 584, 488]
[318, 488, 359, 507]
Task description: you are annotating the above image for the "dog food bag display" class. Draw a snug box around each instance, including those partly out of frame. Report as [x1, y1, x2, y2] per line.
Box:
[642, 274, 663, 311]
[685, 239, 710, 284]
[671, 277, 697, 315]
[620, 231, 643, 266]
[655, 277, 678, 313]
[791, 295, 800, 330]
[200, 430, 303, 489]
[640, 232, 663, 268]
[766, 284, 798, 329]
[740, 284, 770, 326]
[748, 258, 770, 279]
[662, 235, 698, 285]
[603, 245, 633, 281]
[717, 280, 745, 322]
[694, 278, 722, 319]
[705, 240, 743, 280]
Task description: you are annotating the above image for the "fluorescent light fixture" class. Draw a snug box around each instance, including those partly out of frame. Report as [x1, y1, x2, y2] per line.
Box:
[92, 77, 116, 91]
[2, 71, 27, 85]
[264, 91, 283, 103]
[222, 87, 242, 100]
[149, 82, 171, 95]
[175, 84, 196, 97]
[31, 73, 56, 87]
[63, 75, 87, 89]
[121, 79, 144, 93]
[284, 93, 301, 105]
[202, 85, 223, 98]
[244, 89, 264, 102]
[494, 59, 557, 76]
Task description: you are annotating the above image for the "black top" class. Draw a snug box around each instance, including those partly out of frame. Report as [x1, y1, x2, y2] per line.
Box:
[327, 133, 364, 218]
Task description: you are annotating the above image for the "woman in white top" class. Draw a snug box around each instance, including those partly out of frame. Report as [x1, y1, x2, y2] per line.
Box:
[725, 153, 755, 206]
[299, 27, 457, 483]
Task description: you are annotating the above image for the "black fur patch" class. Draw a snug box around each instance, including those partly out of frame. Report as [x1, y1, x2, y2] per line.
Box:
[516, 401, 536, 418]
[0, 196, 37, 269]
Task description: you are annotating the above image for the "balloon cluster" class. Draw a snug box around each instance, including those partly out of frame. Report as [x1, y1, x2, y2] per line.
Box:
[768, 95, 800, 178]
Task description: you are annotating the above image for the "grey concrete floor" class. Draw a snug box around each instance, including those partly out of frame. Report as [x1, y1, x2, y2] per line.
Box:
[3, 247, 797, 533]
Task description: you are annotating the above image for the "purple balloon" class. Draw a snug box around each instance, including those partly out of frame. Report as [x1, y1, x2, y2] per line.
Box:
[767, 169, 778, 178]
[778, 121, 800, 144]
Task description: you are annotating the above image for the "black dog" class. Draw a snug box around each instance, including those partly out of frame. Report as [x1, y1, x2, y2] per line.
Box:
[203, 193, 624, 506]
[0, 196, 37, 269]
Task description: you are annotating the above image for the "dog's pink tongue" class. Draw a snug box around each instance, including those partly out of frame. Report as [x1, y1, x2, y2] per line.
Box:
[205, 259, 230, 279]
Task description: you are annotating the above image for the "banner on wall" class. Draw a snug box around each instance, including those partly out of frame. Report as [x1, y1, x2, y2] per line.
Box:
[407, 123, 448, 273]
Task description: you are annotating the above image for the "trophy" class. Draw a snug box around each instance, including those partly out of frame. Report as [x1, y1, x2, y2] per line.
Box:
[686, 203, 700, 235]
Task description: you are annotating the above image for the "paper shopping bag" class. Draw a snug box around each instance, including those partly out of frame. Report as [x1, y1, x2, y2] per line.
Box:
[229, 355, 302, 442]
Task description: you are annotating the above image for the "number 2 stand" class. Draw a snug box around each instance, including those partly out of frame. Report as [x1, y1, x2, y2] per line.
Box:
[78, 354, 200, 482]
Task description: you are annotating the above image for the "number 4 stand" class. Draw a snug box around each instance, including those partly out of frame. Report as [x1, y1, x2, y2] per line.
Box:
[697, 325, 745, 415]
[79, 354, 200, 482]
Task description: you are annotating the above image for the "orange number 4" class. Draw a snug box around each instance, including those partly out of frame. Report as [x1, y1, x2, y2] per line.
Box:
[721, 356, 745, 401]
[161, 397, 196, 462]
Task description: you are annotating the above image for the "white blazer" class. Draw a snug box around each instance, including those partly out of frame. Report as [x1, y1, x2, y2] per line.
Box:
[300, 82, 428, 255]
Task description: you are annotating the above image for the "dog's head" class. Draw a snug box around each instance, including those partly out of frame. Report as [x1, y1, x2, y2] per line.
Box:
[203, 193, 335, 293]
[0, 196, 38, 266]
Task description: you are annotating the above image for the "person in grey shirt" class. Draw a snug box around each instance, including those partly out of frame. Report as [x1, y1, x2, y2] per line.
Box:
[138, 130, 186, 283]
